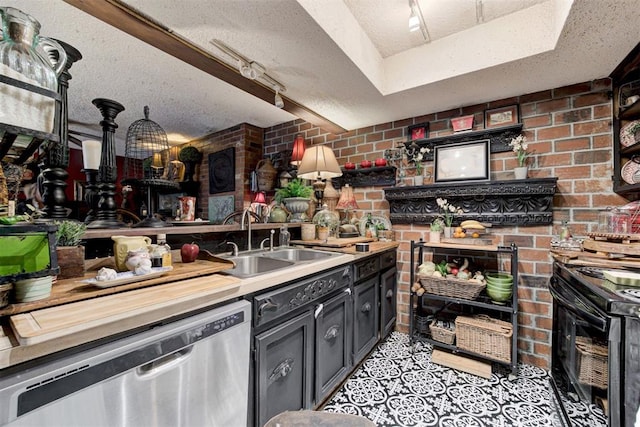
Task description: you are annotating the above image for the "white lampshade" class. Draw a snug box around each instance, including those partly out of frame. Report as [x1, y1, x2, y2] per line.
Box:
[296, 145, 342, 180]
[82, 140, 102, 170]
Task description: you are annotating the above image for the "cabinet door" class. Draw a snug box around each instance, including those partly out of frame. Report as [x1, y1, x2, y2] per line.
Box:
[380, 267, 397, 338]
[315, 290, 352, 403]
[353, 276, 379, 365]
[254, 310, 314, 427]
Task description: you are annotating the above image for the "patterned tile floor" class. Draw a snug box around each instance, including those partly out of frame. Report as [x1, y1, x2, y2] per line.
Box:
[323, 332, 607, 427]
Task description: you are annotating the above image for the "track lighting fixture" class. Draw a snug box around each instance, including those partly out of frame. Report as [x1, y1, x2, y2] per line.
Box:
[274, 85, 284, 109]
[409, 6, 420, 32]
[408, 0, 430, 42]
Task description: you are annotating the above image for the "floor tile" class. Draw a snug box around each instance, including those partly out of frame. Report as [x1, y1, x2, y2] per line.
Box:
[323, 332, 607, 427]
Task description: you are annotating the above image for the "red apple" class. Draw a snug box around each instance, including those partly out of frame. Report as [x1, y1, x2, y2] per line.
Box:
[181, 242, 200, 263]
[344, 162, 356, 170]
[360, 160, 372, 168]
[375, 158, 387, 167]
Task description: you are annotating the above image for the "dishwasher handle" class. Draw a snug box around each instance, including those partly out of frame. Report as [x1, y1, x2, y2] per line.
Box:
[136, 346, 194, 378]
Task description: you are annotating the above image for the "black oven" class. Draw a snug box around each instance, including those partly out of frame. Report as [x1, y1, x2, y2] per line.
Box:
[551, 263, 640, 427]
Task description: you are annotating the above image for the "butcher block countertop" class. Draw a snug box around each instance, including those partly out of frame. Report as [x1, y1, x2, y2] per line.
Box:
[0, 241, 398, 369]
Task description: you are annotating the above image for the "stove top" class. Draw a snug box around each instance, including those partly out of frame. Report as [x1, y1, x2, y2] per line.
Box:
[555, 263, 640, 316]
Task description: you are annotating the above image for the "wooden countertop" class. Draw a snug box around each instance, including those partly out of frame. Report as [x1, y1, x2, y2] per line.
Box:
[0, 241, 398, 369]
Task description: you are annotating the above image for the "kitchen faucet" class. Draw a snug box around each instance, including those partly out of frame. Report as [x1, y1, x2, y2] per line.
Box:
[260, 229, 275, 251]
[240, 208, 253, 251]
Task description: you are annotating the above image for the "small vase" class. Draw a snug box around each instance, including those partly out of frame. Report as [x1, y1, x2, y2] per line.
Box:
[514, 166, 528, 179]
[414, 175, 424, 186]
[317, 226, 329, 241]
[429, 230, 441, 243]
[443, 226, 452, 239]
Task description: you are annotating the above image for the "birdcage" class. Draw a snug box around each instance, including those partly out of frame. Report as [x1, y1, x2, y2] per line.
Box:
[122, 106, 179, 227]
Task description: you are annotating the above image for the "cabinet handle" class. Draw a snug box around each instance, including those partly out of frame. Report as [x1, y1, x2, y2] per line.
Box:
[269, 358, 294, 383]
[361, 302, 372, 313]
[314, 303, 324, 319]
[386, 289, 394, 299]
[324, 324, 340, 341]
[257, 299, 278, 317]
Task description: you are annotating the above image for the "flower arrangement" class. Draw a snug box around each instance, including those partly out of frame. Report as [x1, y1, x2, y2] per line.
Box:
[436, 198, 462, 227]
[509, 135, 531, 167]
[410, 146, 431, 175]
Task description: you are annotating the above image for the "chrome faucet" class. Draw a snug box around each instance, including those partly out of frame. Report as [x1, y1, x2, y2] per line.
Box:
[240, 208, 253, 251]
[227, 242, 239, 256]
[260, 229, 275, 251]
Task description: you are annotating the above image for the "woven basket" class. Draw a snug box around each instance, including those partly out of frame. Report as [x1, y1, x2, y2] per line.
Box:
[576, 336, 608, 389]
[429, 319, 456, 345]
[419, 275, 485, 300]
[455, 315, 513, 363]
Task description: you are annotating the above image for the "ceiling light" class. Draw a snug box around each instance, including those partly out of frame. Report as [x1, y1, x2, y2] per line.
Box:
[274, 86, 284, 109]
[409, 8, 420, 32]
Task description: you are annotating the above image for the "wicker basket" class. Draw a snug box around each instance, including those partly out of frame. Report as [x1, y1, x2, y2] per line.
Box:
[429, 319, 456, 345]
[576, 336, 608, 389]
[419, 274, 485, 300]
[455, 315, 513, 363]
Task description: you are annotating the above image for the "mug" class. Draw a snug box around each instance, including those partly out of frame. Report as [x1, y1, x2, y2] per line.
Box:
[179, 196, 196, 221]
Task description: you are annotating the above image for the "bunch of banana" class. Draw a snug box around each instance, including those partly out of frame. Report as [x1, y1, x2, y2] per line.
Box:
[460, 220, 486, 230]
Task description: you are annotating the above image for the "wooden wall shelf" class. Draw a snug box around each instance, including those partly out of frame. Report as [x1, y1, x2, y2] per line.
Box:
[384, 177, 558, 226]
[332, 166, 396, 188]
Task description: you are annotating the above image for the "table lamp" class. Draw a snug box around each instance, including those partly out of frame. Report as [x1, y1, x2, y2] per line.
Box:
[335, 184, 359, 224]
[296, 145, 342, 208]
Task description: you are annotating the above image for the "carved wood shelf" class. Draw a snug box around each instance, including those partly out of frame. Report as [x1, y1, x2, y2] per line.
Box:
[384, 177, 558, 226]
[333, 166, 396, 188]
[408, 123, 524, 161]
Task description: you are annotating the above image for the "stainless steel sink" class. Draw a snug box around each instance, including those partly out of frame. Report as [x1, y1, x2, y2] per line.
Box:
[262, 248, 337, 262]
[224, 255, 295, 278]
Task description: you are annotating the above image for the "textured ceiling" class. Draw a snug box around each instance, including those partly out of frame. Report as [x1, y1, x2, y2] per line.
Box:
[4, 0, 640, 156]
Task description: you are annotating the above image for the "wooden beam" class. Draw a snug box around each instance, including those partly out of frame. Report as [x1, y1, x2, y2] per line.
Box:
[63, 0, 346, 135]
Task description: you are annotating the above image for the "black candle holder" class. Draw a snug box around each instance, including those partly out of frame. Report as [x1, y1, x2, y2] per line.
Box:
[87, 98, 126, 229]
[82, 168, 99, 224]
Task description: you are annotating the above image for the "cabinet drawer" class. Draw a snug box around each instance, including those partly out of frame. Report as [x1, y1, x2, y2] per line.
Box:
[253, 266, 351, 328]
[353, 256, 379, 282]
[380, 250, 396, 271]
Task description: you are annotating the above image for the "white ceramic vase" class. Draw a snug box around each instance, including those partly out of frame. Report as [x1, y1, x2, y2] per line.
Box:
[514, 166, 528, 179]
[429, 230, 441, 243]
[443, 226, 453, 239]
[414, 175, 424, 186]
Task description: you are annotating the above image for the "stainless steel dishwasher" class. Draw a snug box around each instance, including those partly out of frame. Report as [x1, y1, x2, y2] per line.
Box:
[0, 299, 251, 427]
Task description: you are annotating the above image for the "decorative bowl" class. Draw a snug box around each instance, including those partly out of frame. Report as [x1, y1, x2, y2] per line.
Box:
[486, 286, 512, 303]
[486, 280, 513, 291]
[485, 272, 513, 285]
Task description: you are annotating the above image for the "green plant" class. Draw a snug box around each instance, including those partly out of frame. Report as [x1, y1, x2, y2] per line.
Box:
[54, 220, 87, 247]
[178, 146, 202, 162]
[275, 178, 313, 203]
[430, 217, 443, 232]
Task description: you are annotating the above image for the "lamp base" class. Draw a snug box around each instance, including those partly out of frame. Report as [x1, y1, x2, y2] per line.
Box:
[87, 218, 127, 229]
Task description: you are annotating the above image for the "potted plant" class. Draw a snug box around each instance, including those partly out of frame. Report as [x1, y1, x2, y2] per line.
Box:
[429, 217, 443, 243]
[275, 178, 313, 222]
[54, 219, 87, 279]
[316, 216, 331, 241]
[178, 146, 202, 182]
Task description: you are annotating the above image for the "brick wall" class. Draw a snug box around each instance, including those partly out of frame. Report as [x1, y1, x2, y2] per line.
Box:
[263, 78, 625, 369]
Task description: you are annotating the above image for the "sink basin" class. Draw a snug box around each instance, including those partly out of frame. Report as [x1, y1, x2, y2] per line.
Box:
[262, 248, 337, 262]
[223, 255, 295, 278]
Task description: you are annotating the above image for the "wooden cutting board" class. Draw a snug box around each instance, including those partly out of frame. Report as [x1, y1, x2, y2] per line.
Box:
[0, 257, 235, 317]
[290, 236, 374, 247]
[10, 275, 241, 346]
[441, 237, 494, 246]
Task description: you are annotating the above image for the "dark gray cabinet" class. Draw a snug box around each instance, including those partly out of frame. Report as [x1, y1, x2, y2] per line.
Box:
[353, 275, 379, 365]
[254, 310, 314, 427]
[380, 266, 397, 337]
[315, 290, 352, 402]
[251, 266, 352, 426]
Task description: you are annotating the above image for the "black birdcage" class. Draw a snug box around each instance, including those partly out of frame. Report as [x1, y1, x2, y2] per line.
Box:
[122, 106, 178, 227]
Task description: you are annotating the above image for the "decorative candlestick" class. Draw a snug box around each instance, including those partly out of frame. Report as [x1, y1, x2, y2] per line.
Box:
[41, 39, 82, 218]
[81, 139, 101, 224]
[87, 98, 126, 229]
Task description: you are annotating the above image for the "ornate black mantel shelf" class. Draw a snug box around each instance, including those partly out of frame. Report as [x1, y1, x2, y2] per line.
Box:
[384, 177, 558, 226]
[333, 166, 396, 188]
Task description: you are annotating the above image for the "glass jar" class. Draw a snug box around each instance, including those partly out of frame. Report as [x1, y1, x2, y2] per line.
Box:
[0, 7, 66, 133]
[312, 205, 340, 238]
[597, 207, 630, 234]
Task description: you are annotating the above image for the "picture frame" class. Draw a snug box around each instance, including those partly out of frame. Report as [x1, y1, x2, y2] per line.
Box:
[73, 180, 86, 201]
[407, 122, 429, 141]
[484, 105, 519, 129]
[434, 140, 490, 183]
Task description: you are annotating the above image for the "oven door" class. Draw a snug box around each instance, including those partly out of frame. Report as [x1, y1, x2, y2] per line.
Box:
[550, 275, 619, 427]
